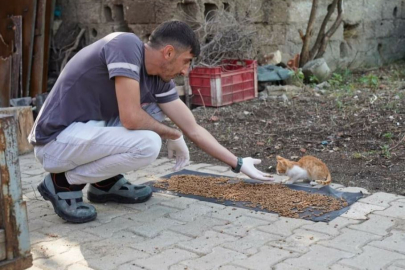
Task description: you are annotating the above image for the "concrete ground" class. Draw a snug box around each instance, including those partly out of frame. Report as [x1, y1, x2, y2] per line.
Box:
[20, 152, 405, 270]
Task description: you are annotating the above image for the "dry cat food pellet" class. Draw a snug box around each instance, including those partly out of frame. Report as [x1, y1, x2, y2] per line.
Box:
[154, 175, 348, 219]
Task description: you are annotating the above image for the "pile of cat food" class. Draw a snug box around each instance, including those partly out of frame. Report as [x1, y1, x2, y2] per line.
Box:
[154, 175, 348, 219]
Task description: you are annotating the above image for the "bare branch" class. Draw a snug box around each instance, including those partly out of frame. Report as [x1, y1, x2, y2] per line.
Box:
[300, 0, 319, 67]
[315, 0, 343, 59]
[325, 0, 343, 38]
[309, 0, 339, 60]
[389, 134, 405, 152]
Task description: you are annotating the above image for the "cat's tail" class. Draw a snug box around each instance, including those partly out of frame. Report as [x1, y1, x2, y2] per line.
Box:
[315, 173, 332, 185]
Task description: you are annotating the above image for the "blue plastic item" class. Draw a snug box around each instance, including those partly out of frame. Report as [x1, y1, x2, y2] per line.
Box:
[257, 64, 291, 82]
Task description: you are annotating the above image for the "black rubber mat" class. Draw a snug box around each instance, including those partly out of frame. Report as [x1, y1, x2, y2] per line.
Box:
[146, 169, 364, 222]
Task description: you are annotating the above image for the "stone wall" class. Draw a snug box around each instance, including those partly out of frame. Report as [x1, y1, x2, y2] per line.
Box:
[284, 0, 405, 69]
[56, 0, 405, 70]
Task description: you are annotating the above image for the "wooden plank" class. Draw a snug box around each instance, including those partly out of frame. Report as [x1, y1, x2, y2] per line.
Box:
[0, 18, 12, 57]
[0, 169, 3, 232]
[0, 0, 37, 98]
[0, 229, 5, 261]
[41, 0, 56, 94]
[0, 255, 32, 270]
[10, 17, 22, 99]
[0, 107, 34, 154]
[24, 0, 38, 97]
[30, 0, 46, 97]
[0, 57, 12, 108]
[0, 185, 3, 228]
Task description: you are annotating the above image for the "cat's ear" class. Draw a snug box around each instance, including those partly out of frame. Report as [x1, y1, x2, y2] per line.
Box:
[276, 155, 283, 161]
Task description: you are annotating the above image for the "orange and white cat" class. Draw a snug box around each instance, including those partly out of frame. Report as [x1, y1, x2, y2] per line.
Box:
[276, 155, 331, 185]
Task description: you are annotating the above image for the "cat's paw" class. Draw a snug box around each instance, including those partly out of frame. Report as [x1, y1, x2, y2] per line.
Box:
[282, 178, 295, 184]
[281, 177, 290, 184]
[310, 181, 318, 186]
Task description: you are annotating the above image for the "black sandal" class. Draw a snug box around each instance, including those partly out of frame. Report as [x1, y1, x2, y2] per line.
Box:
[38, 174, 97, 223]
[87, 176, 152, 204]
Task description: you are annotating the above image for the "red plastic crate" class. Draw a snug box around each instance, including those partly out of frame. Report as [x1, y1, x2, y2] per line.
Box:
[188, 59, 258, 107]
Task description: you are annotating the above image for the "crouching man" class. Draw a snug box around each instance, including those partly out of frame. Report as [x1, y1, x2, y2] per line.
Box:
[28, 20, 273, 223]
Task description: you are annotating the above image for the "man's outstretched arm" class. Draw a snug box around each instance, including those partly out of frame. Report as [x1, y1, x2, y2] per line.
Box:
[115, 76, 180, 140]
[159, 99, 273, 181]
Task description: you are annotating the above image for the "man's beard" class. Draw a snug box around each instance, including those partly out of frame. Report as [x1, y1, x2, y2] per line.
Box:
[160, 72, 173, 82]
[160, 61, 176, 83]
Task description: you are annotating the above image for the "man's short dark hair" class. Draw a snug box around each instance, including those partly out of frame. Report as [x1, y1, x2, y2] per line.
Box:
[149, 21, 200, 58]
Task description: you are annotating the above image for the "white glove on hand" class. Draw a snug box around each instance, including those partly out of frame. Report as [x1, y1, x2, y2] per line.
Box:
[167, 135, 190, 171]
[240, 157, 274, 181]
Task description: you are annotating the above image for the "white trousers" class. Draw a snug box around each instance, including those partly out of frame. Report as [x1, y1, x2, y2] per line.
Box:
[34, 103, 165, 185]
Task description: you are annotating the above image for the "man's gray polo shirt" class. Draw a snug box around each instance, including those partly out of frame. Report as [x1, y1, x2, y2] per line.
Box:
[29, 32, 178, 146]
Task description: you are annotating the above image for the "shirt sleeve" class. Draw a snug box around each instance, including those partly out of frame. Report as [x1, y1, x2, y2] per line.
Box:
[102, 33, 143, 81]
[155, 80, 179, 103]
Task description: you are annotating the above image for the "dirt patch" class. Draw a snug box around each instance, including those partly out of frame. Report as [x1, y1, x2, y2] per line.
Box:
[160, 64, 405, 195]
[154, 175, 348, 219]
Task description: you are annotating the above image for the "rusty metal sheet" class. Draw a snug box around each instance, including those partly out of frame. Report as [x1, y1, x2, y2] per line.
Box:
[0, 0, 37, 98]
[0, 57, 12, 107]
[30, 0, 46, 97]
[0, 115, 21, 260]
[0, 115, 32, 269]
[10, 16, 22, 99]
[0, 107, 34, 155]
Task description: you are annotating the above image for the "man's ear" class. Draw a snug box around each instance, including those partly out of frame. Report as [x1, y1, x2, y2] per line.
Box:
[163, 45, 175, 60]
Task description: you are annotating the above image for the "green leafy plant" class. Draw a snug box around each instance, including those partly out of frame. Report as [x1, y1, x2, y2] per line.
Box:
[309, 75, 319, 85]
[341, 68, 352, 82]
[359, 74, 379, 89]
[383, 132, 394, 141]
[352, 153, 363, 159]
[392, 69, 405, 81]
[380, 144, 391, 159]
[328, 73, 344, 89]
[297, 70, 305, 82]
[342, 83, 355, 94]
[367, 150, 377, 156]
[289, 69, 305, 86]
[384, 101, 399, 111]
[335, 98, 344, 110]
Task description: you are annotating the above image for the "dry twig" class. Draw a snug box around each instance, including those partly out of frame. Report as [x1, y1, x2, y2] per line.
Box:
[197, 88, 209, 118]
[61, 28, 86, 70]
[389, 134, 405, 151]
[179, 5, 268, 67]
